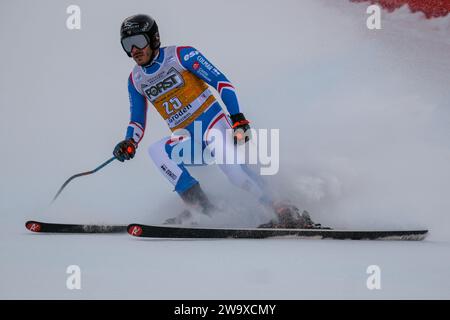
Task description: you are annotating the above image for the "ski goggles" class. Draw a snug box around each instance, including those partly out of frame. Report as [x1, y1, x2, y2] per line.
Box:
[121, 34, 150, 55]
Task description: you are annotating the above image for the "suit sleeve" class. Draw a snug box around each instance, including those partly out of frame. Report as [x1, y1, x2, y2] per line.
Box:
[125, 73, 148, 145]
[176, 46, 241, 116]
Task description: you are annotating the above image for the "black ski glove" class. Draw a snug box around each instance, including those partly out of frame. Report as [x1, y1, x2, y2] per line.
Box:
[230, 113, 251, 145]
[113, 138, 137, 162]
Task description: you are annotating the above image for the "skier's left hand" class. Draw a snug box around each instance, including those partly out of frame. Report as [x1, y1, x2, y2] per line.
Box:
[230, 112, 251, 145]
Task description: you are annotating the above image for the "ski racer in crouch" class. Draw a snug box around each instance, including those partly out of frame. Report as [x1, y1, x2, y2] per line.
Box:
[113, 14, 318, 228]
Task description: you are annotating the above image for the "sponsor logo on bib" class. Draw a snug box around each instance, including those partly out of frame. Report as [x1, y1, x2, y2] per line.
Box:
[142, 68, 184, 101]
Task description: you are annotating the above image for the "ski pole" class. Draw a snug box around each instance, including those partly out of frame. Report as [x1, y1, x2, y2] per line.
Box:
[52, 156, 116, 203]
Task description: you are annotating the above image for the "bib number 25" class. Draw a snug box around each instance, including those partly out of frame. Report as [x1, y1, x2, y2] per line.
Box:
[163, 97, 182, 115]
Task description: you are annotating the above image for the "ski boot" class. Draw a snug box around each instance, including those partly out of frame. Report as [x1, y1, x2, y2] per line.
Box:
[163, 209, 192, 225]
[163, 183, 216, 225]
[259, 202, 324, 229]
[180, 183, 216, 215]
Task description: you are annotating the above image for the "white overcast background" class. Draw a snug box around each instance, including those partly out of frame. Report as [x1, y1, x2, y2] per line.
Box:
[1, 0, 449, 299]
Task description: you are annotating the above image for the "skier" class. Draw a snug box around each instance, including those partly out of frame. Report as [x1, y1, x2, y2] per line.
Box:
[113, 14, 317, 228]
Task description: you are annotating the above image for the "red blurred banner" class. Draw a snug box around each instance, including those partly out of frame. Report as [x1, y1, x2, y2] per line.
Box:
[351, 0, 450, 18]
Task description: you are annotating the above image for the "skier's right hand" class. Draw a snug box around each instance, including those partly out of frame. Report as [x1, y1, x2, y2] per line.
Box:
[113, 138, 137, 162]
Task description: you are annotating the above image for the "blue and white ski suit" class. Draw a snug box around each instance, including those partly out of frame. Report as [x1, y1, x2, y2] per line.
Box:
[125, 46, 271, 203]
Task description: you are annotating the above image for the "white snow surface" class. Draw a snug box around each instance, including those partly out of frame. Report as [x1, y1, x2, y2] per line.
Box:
[1, 0, 450, 299]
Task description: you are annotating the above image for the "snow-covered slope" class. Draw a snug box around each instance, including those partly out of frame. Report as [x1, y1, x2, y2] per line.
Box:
[1, 0, 449, 299]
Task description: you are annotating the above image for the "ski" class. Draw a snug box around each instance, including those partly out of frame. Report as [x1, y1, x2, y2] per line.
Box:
[25, 221, 127, 234]
[127, 224, 428, 241]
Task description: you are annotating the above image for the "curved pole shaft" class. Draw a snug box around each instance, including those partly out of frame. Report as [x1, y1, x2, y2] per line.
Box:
[52, 156, 116, 203]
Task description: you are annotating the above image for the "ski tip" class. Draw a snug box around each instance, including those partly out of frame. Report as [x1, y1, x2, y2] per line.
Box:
[25, 221, 42, 233]
[127, 224, 143, 237]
